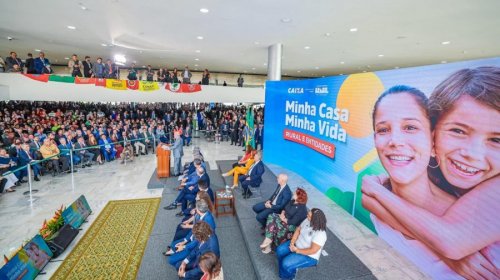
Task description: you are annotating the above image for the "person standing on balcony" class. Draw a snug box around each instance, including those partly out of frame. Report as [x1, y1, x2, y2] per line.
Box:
[201, 69, 210, 85]
[92, 57, 105, 78]
[34, 52, 52, 74]
[82, 56, 93, 78]
[68, 54, 83, 77]
[5, 52, 24, 72]
[182, 66, 192, 84]
[25, 53, 36, 74]
[237, 74, 244, 87]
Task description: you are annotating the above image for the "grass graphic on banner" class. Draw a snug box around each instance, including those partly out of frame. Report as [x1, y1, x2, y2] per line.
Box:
[51, 198, 160, 280]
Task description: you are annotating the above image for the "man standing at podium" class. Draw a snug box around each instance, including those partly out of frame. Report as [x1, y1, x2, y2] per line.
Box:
[170, 132, 184, 176]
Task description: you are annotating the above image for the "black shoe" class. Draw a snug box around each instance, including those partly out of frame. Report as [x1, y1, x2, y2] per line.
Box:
[19, 180, 28, 183]
[81, 165, 86, 168]
[175, 211, 184, 217]
[141, 153, 146, 155]
[34, 176, 40, 182]
[164, 203, 177, 210]
[15, 182, 21, 186]
[52, 172, 57, 177]
[86, 163, 92, 167]
[244, 191, 253, 199]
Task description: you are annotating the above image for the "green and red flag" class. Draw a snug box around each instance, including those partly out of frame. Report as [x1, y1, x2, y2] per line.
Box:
[22, 74, 50, 82]
[48, 75, 75, 83]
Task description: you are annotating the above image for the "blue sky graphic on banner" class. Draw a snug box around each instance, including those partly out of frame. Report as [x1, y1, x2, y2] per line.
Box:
[264, 57, 500, 279]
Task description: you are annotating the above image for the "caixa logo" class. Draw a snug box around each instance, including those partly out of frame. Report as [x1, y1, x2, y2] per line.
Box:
[314, 86, 329, 95]
[288, 88, 304, 94]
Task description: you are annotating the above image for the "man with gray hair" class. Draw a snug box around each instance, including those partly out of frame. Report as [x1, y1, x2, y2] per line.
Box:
[252, 173, 292, 228]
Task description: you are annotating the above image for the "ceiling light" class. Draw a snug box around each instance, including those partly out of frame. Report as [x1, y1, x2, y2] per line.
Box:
[251, 67, 256, 70]
[35, 49, 41, 52]
[194, 64, 199, 67]
[194, 58, 199, 61]
[195, 50, 201, 53]
[114, 54, 126, 65]
[64, 57, 70, 60]
[80, 6, 87, 10]
[340, 61, 345, 64]
[349, 28, 358, 32]
[254, 41, 260, 45]
[142, 65, 146, 68]
[394, 66, 400, 69]
[304, 46, 311, 50]
[441, 60, 447, 64]
[200, 8, 209, 13]
[67, 25, 76, 30]
[362, 70, 367, 73]
[314, 66, 319, 69]
[441, 41, 450, 45]
[281, 18, 292, 23]
[339, 73, 344, 75]
[7, 36, 13, 40]
[324, 32, 331, 37]
[378, 54, 384, 57]
[197, 36, 204, 40]
[263, 63, 267, 66]
[101, 43, 107, 47]
[297, 70, 301, 73]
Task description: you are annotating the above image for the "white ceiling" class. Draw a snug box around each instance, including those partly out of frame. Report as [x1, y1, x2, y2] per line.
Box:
[1, 0, 499, 77]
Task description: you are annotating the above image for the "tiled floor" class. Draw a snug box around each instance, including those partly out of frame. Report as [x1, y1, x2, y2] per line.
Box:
[0, 137, 427, 279]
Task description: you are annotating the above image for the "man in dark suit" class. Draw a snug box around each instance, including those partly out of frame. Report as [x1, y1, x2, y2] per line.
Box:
[74, 137, 94, 167]
[18, 144, 41, 181]
[170, 132, 184, 176]
[252, 173, 292, 228]
[165, 167, 209, 211]
[239, 151, 265, 198]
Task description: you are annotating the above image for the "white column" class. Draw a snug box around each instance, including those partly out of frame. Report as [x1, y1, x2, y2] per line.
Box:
[267, 43, 283, 81]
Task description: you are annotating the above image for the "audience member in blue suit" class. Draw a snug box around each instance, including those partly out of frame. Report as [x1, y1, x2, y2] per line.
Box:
[165, 167, 210, 211]
[58, 138, 81, 165]
[98, 134, 116, 162]
[253, 173, 292, 228]
[17, 144, 42, 181]
[175, 221, 220, 280]
[164, 199, 216, 264]
[238, 151, 265, 199]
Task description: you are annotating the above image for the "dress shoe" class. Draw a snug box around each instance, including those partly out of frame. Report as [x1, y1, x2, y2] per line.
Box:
[175, 211, 184, 217]
[164, 203, 177, 210]
[19, 180, 28, 183]
[244, 192, 253, 199]
[34, 176, 40, 182]
[81, 165, 86, 168]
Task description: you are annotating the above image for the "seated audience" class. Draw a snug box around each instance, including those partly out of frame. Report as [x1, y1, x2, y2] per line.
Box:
[74, 137, 94, 167]
[260, 188, 308, 254]
[0, 148, 19, 192]
[276, 208, 327, 280]
[180, 190, 214, 219]
[199, 252, 224, 280]
[88, 134, 104, 165]
[175, 221, 220, 280]
[98, 134, 116, 162]
[18, 144, 42, 181]
[165, 167, 209, 211]
[119, 134, 135, 164]
[232, 145, 253, 168]
[39, 139, 69, 176]
[222, 150, 256, 189]
[130, 128, 147, 156]
[252, 173, 292, 228]
[238, 151, 265, 198]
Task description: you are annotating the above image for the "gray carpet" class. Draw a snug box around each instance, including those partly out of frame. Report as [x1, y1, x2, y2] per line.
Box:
[217, 160, 376, 280]
[138, 162, 257, 280]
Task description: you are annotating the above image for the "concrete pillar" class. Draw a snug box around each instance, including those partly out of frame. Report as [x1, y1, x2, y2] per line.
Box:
[267, 43, 282, 81]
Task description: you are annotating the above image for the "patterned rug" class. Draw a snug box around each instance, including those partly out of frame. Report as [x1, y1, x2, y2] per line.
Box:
[51, 198, 161, 280]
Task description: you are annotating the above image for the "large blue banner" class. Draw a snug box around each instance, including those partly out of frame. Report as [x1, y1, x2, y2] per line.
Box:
[264, 57, 500, 279]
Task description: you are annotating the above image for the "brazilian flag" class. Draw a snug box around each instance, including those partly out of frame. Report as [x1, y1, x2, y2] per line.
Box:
[245, 106, 255, 148]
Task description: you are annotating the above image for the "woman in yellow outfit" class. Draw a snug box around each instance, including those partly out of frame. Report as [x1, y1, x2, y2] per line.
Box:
[223, 150, 257, 188]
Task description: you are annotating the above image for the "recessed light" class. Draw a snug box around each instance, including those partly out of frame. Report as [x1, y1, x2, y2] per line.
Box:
[339, 73, 344, 75]
[340, 61, 345, 64]
[362, 70, 367, 73]
[314, 66, 319, 70]
[35, 49, 41, 52]
[80, 6, 87, 10]
[194, 64, 199, 67]
[441, 60, 447, 64]
[254, 41, 260, 45]
[349, 28, 358, 32]
[194, 58, 199, 61]
[441, 41, 450, 45]
[7, 36, 13, 40]
[281, 18, 292, 23]
[263, 63, 267, 66]
[304, 46, 311, 50]
[378, 54, 384, 57]
[197, 36, 204, 40]
[101, 43, 107, 47]
[324, 32, 331, 37]
[195, 50, 201, 53]
[297, 70, 301, 73]
[200, 8, 209, 13]
[251, 67, 256, 70]
[64, 57, 70, 60]
[67, 25, 76, 30]
[394, 66, 400, 69]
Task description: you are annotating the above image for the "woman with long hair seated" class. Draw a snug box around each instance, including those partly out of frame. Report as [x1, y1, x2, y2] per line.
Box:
[199, 252, 224, 280]
[222, 150, 256, 189]
[276, 208, 327, 280]
[260, 188, 308, 254]
[232, 145, 254, 168]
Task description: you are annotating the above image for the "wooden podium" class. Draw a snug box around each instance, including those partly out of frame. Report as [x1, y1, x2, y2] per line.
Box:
[156, 144, 171, 178]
